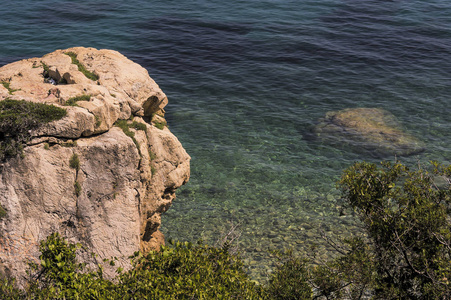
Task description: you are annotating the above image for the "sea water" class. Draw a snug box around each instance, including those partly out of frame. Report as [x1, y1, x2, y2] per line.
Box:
[1, 0, 450, 281]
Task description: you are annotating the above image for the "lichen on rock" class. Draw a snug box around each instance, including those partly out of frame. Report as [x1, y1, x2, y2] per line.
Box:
[313, 107, 425, 157]
[0, 47, 190, 283]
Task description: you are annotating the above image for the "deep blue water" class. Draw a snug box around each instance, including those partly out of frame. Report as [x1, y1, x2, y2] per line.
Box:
[1, 0, 451, 280]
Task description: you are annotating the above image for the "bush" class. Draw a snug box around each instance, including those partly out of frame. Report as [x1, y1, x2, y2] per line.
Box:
[118, 241, 261, 299]
[74, 181, 82, 197]
[69, 153, 80, 171]
[0, 233, 262, 299]
[265, 251, 312, 299]
[0, 99, 67, 161]
[64, 95, 91, 106]
[336, 161, 451, 298]
[0, 204, 6, 219]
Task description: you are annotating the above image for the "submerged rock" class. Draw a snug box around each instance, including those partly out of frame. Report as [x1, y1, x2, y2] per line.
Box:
[313, 108, 424, 157]
[0, 47, 190, 282]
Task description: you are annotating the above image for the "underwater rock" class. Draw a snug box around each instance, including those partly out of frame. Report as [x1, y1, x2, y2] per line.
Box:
[313, 108, 425, 157]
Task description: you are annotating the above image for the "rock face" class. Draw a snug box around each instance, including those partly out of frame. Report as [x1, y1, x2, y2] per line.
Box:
[0, 47, 190, 281]
[313, 108, 425, 157]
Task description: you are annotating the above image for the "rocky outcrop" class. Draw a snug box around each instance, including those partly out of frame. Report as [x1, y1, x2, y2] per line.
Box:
[0, 47, 190, 281]
[313, 108, 424, 157]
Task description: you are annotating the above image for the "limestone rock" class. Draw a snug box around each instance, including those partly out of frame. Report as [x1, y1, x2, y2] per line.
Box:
[0, 48, 190, 282]
[313, 108, 425, 157]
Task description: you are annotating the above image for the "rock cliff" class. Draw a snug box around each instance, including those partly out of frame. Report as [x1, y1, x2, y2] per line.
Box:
[0, 47, 190, 281]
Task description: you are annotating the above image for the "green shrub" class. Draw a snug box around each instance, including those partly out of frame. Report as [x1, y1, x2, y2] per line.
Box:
[0, 204, 6, 219]
[130, 120, 147, 131]
[69, 153, 80, 171]
[74, 181, 81, 197]
[335, 161, 451, 298]
[3, 233, 261, 299]
[0, 99, 67, 161]
[61, 140, 77, 147]
[64, 95, 91, 106]
[0, 277, 24, 299]
[265, 251, 312, 299]
[118, 241, 261, 299]
[95, 115, 101, 128]
[1, 81, 19, 95]
[64, 52, 99, 81]
[153, 120, 166, 130]
[149, 149, 156, 161]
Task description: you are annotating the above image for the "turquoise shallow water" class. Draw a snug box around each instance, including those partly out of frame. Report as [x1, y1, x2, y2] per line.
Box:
[1, 0, 451, 280]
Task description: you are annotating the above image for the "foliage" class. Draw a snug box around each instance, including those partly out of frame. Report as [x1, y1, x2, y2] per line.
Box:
[148, 149, 156, 161]
[64, 52, 99, 81]
[118, 241, 262, 299]
[0, 99, 67, 161]
[1, 233, 262, 299]
[265, 250, 312, 300]
[0, 277, 24, 299]
[0, 203, 6, 219]
[130, 120, 147, 131]
[64, 94, 91, 106]
[61, 140, 77, 147]
[2, 161, 450, 299]
[69, 153, 80, 171]
[114, 119, 143, 157]
[309, 237, 376, 299]
[1, 81, 19, 95]
[336, 161, 451, 298]
[153, 120, 167, 130]
[74, 181, 82, 197]
[25, 232, 115, 299]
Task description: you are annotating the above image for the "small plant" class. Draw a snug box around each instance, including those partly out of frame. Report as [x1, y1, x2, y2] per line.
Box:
[95, 115, 101, 128]
[149, 149, 156, 161]
[114, 120, 142, 157]
[64, 52, 99, 81]
[131, 121, 147, 131]
[61, 140, 77, 147]
[153, 120, 166, 130]
[69, 153, 80, 171]
[44, 143, 50, 150]
[1, 81, 19, 95]
[0, 204, 6, 219]
[74, 181, 81, 197]
[41, 61, 50, 74]
[64, 95, 91, 106]
[151, 165, 157, 175]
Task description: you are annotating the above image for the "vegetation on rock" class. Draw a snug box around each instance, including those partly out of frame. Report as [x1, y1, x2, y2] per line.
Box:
[64, 95, 91, 106]
[0, 204, 6, 219]
[0, 99, 67, 161]
[1, 81, 19, 95]
[69, 153, 80, 171]
[74, 181, 82, 197]
[153, 120, 167, 130]
[114, 119, 147, 157]
[64, 52, 99, 81]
